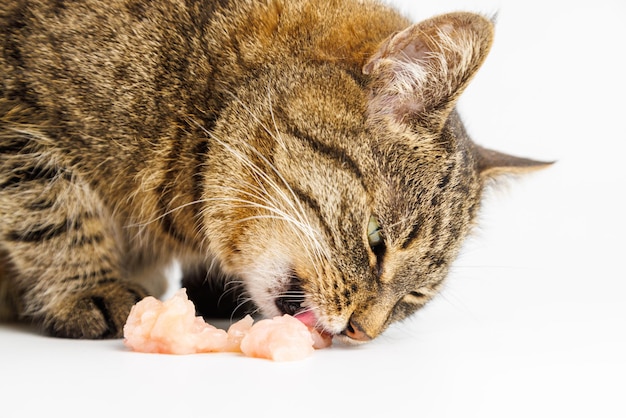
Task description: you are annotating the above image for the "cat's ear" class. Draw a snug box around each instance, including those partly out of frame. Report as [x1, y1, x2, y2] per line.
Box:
[363, 12, 494, 130]
[474, 145, 555, 178]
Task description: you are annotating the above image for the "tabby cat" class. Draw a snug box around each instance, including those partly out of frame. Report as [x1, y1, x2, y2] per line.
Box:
[0, 0, 549, 341]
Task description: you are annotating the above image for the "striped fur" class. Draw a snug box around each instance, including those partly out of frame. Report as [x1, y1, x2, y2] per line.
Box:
[0, 0, 548, 340]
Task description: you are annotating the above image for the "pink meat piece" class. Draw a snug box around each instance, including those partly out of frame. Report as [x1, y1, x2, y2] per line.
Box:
[240, 315, 315, 361]
[223, 314, 254, 352]
[123, 288, 234, 354]
[309, 327, 333, 349]
[294, 311, 333, 349]
[123, 288, 333, 360]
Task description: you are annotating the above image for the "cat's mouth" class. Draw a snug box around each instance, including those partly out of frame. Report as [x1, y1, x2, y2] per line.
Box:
[271, 273, 371, 344]
[274, 275, 331, 333]
[275, 289, 305, 317]
[275, 291, 335, 347]
[275, 291, 323, 327]
[274, 271, 306, 314]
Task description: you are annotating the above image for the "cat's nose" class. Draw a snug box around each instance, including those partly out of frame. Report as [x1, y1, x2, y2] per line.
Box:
[342, 318, 371, 342]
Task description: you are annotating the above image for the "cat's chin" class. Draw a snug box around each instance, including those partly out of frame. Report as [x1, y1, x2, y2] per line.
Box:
[294, 310, 371, 345]
[333, 334, 370, 346]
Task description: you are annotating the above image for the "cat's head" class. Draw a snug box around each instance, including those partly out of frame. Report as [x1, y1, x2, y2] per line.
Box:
[202, 12, 550, 342]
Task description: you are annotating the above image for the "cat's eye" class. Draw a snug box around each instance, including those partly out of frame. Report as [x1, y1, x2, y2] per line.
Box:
[367, 215, 384, 248]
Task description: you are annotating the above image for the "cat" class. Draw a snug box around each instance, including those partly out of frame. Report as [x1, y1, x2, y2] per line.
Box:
[0, 0, 549, 341]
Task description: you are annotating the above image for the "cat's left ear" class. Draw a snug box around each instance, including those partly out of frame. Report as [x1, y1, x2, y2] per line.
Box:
[363, 12, 494, 131]
[474, 145, 555, 178]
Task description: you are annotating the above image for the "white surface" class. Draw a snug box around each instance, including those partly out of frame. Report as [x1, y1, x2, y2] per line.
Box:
[2, 1, 625, 417]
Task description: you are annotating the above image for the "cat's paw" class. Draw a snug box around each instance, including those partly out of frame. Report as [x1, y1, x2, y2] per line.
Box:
[42, 282, 148, 339]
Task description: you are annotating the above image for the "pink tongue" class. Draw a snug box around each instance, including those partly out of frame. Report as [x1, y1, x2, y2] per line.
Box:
[294, 311, 333, 349]
[293, 311, 317, 328]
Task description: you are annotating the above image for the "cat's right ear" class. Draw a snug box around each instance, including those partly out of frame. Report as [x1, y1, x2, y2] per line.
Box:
[363, 12, 494, 132]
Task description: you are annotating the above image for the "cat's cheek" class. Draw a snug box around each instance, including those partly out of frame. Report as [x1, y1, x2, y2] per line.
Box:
[239, 257, 292, 318]
[244, 278, 281, 318]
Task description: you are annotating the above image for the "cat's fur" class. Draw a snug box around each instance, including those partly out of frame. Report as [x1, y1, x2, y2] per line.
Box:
[0, 0, 548, 341]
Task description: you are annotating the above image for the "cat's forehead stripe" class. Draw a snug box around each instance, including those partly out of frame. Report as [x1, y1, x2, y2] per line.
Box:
[284, 125, 369, 193]
[289, 184, 334, 241]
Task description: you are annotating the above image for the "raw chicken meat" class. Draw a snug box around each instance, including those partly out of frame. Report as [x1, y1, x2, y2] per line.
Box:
[239, 314, 315, 361]
[123, 288, 332, 360]
[295, 311, 333, 349]
[122, 288, 247, 354]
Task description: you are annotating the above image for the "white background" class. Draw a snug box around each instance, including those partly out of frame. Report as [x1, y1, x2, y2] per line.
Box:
[1, 0, 625, 417]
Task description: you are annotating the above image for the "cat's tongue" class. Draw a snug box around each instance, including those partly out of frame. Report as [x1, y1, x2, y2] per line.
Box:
[294, 311, 317, 327]
[294, 311, 333, 349]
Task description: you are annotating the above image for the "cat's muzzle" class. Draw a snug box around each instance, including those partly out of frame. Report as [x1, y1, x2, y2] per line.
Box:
[275, 274, 306, 316]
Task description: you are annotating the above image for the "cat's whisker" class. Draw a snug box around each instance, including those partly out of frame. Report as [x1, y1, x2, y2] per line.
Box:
[190, 102, 327, 264]
[231, 297, 260, 322]
[216, 280, 250, 310]
[188, 117, 329, 279]
[124, 188, 307, 242]
[234, 145, 321, 252]
[124, 199, 208, 229]
[266, 85, 288, 152]
[216, 279, 245, 298]
[224, 89, 287, 151]
[202, 196, 316, 236]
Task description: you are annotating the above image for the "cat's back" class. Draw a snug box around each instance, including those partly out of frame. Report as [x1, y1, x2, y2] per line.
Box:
[1, 0, 411, 165]
[0, 0, 408, 104]
[1, 0, 223, 141]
